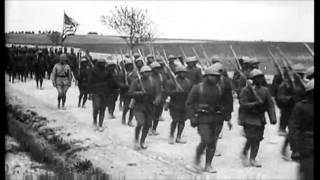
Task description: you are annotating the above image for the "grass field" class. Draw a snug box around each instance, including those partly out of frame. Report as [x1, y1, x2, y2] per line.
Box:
[6, 34, 314, 74]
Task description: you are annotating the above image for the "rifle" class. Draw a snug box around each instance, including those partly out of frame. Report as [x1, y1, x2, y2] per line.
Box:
[267, 48, 285, 81]
[229, 45, 242, 71]
[121, 49, 145, 92]
[303, 43, 314, 57]
[276, 47, 306, 89]
[200, 44, 212, 66]
[180, 47, 188, 60]
[228, 59, 263, 104]
[160, 49, 183, 92]
[137, 49, 147, 65]
[116, 50, 128, 86]
[192, 47, 207, 69]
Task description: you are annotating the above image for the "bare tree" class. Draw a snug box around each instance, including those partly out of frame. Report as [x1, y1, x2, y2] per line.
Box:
[101, 5, 157, 51]
[47, 31, 63, 45]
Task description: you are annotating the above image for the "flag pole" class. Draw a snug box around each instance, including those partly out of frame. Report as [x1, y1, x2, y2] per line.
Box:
[62, 10, 65, 48]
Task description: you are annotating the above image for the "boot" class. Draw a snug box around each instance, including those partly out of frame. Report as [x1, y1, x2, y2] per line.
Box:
[152, 130, 160, 136]
[169, 136, 175, 144]
[250, 159, 262, 168]
[140, 142, 148, 149]
[240, 154, 250, 167]
[204, 165, 217, 173]
[176, 137, 187, 144]
[133, 139, 140, 150]
[109, 113, 115, 119]
[127, 122, 135, 127]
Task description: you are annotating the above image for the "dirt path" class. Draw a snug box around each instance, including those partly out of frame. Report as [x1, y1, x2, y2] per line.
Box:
[5, 76, 299, 179]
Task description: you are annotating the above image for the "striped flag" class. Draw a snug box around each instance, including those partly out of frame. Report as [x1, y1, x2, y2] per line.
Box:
[62, 12, 79, 42]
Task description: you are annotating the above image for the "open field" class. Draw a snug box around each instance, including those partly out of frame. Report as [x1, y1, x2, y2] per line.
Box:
[6, 34, 314, 74]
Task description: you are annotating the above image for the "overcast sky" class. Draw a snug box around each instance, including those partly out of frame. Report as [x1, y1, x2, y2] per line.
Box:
[5, 0, 314, 42]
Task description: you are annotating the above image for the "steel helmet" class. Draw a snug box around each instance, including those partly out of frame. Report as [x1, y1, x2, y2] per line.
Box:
[150, 61, 161, 69]
[140, 65, 152, 73]
[168, 54, 176, 60]
[249, 58, 260, 65]
[212, 62, 224, 74]
[135, 57, 144, 63]
[204, 65, 220, 76]
[97, 58, 106, 63]
[305, 66, 314, 77]
[305, 79, 314, 92]
[80, 57, 88, 62]
[146, 54, 154, 59]
[125, 58, 133, 65]
[60, 53, 68, 61]
[292, 63, 306, 73]
[175, 66, 187, 73]
[186, 56, 198, 63]
[249, 69, 264, 78]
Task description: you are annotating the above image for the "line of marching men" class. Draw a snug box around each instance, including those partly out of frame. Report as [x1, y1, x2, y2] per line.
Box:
[5, 45, 314, 177]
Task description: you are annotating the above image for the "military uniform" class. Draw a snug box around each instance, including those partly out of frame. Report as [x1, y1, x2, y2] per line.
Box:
[88, 59, 113, 131]
[34, 51, 46, 89]
[289, 79, 313, 180]
[121, 60, 136, 126]
[238, 69, 277, 167]
[127, 66, 162, 149]
[165, 66, 193, 144]
[185, 65, 227, 173]
[76, 58, 90, 108]
[51, 54, 73, 109]
[105, 62, 120, 119]
[187, 57, 202, 85]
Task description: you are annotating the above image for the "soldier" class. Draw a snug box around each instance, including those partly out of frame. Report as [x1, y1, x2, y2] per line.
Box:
[34, 50, 46, 89]
[289, 79, 313, 180]
[127, 65, 162, 149]
[76, 57, 90, 108]
[186, 56, 202, 86]
[105, 61, 120, 119]
[146, 54, 155, 66]
[239, 69, 277, 167]
[121, 59, 135, 127]
[277, 63, 307, 161]
[164, 66, 193, 144]
[168, 54, 177, 72]
[68, 48, 78, 78]
[88, 58, 112, 131]
[185, 64, 230, 173]
[231, 57, 251, 98]
[51, 54, 73, 109]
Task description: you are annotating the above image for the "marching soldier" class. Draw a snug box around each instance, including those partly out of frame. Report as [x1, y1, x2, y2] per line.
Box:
[146, 54, 155, 66]
[51, 54, 73, 109]
[168, 54, 178, 72]
[149, 61, 166, 136]
[127, 65, 162, 149]
[88, 58, 112, 132]
[238, 69, 277, 167]
[289, 79, 313, 180]
[232, 57, 251, 98]
[76, 57, 90, 108]
[186, 56, 202, 86]
[185, 64, 230, 173]
[277, 63, 307, 160]
[105, 61, 120, 119]
[121, 59, 135, 127]
[164, 66, 192, 144]
[34, 50, 46, 89]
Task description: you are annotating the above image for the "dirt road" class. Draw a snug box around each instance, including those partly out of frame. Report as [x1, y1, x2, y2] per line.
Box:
[5, 76, 299, 179]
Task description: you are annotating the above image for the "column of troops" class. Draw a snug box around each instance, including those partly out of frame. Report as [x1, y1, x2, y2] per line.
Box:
[5, 45, 314, 177]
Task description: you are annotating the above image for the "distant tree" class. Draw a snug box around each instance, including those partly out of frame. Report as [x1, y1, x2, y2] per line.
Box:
[101, 5, 157, 52]
[47, 31, 63, 45]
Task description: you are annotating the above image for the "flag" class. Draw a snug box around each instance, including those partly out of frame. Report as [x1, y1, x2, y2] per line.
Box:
[62, 12, 79, 42]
